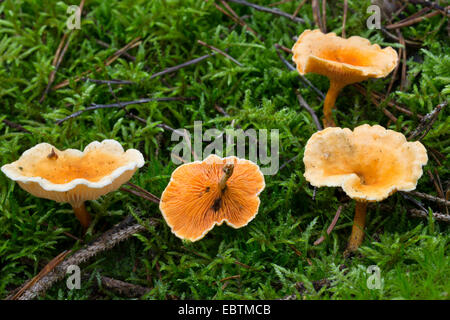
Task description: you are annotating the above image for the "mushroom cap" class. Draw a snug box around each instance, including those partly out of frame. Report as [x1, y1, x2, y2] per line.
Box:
[292, 29, 398, 84]
[303, 124, 428, 202]
[1, 139, 145, 207]
[159, 154, 265, 242]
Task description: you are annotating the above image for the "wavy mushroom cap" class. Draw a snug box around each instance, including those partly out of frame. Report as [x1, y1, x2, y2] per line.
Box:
[303, 124, 428, 202]
[1, 139, 145, 206]
[292, 29, 398, 84]
[159, 154, 265, 242]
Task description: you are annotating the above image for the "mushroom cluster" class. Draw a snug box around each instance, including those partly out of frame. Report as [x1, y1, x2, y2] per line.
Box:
[1, 140, 145, 228]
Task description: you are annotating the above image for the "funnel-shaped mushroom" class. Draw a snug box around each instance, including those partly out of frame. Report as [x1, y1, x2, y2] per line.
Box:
[292, 29, 398, 127]
[303, 124, 427, 254]
[1, 140, 145, 228]
[159, 154, 265, 241]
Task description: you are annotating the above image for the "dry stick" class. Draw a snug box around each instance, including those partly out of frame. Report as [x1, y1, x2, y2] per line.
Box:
[381, 28, 422, 46]
[18, 216, 156, 300]
[396, 30, 407, 91]
[223, 0, 305, 23]
[369, 87, 422, 118]
[311, 0, 324, 31]
[408, 209, 450, 223]
[386, 44, 402, 96]
[314, 205, 343, 245]
[408, 190, 450, 207]
[352, 85, 399, 123]
[97, 275, 151, 297]
[197, 40, 243, 66]
[2, 119, 31, 133]
[52, 37, 142, 90]
[408, 101, 446, 141]
[149, 52, 216, 80]
[10, 250, 72, 300]
[125, 182, 161, 204]
[214, 2, 259, 37]
[292, 0, 308, 19]
[342, 0, 348, 38]
[55, 97, 195, 125]
[386, 9, 441, 29]
[406, 0, 450, 14]
[80, 78, 135, 85]
[426, 170, 446, 208]
[321, 0, 327, 33]
[269, 0, 294, 7]
[274, 44, 325, 100]
[39, 33, 71, 103]
[95, 39, 136, 61]
[433, 168, 448, 214]
[297, 93, 322, 130]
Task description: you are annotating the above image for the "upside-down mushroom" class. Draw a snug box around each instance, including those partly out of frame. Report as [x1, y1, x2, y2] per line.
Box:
[292, 29, 398, 127]
[303, 124, 428, 254]
[159, 154, 265, 242]
[1, 140, 144, 228]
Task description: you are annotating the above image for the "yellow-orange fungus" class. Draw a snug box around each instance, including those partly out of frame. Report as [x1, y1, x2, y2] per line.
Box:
[23, 150, 127, 184]
[160, 154, 265, 242]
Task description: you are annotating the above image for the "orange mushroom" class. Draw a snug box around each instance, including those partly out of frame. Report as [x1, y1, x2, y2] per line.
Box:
[292, 29, 398, 127]
[1, 139, 145, 228]
[303, 124, 428, 254]
[159, 154, 265, 241]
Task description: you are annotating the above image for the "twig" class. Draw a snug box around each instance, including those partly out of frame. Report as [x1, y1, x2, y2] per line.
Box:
[214, 2, 259, 37]
[274, 44, 325, 100]
[396, 30, 407, 91]
[2, 119, 31, 133]
[406, 0, 449, 14]
[56, 97, 195, 125]
[197, 40, 243, 66]
[9, 250, 72, 300]
[279, 154, 299, 171]
[52, 37, 142, 90]
[18, 216, 156, 300]
[149, 52, 216, 80]
[342, 0, 348, 38]
[407, 190, 450, 207]
[314, 205, 343, 245]
[380, 28, 423, 46]
[296, 92, 322, 130]
[121, 182, 161, 204]
[311, 0, 324, 31]
[95, 39, 136, 61]
[269, 0, 293, 7]
[223, 0, 305, 23]
[292, 0, 307, 19]
[407, 101, 446, 141]
[97, 275, 151, 297]
[408, 209, 450, 223]
[386, 10, 441, 29]
[80, 78, 135, 85]
[321, 0, 327, 33]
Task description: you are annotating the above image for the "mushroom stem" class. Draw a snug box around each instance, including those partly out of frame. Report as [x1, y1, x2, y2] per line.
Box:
[71, 202, 92, 228]
[346, 201, 367, 253]
[323, 80, 346, 128]
[219, 164, 235, 192]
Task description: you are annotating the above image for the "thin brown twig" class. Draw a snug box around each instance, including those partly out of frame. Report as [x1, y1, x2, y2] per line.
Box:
[386, 9, 441, 29]
[18, 216, 156, 300]
[97, 275, 151, 298]
[269, 0, 293, 7]
[408, 190, 450, 207]
[342, 0, 348, 38]
[214, 2, 258, 37]
[2, 119, 31, 133]
[408, 101, 446, 141]
[197, 40, 243, 66]
[52, 37, 142, 90]
[321, 0, 327, 33]
[291, 0, 307, 19]
[311, 0, 323, 31]
[95, 39, 136, 61]
[396, 30, 407, 91]
[408, 209, 450, 223]
[296, 92, 322, 130]
[223, 0, 305, 23]
[314, 205, 343, 245]
[125, 182, 161, 203]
